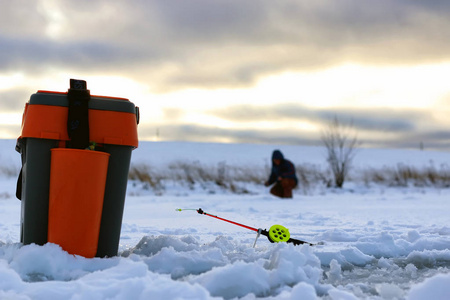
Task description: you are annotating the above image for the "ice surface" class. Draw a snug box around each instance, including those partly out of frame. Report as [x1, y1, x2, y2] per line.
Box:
[0, 139, 449, 299]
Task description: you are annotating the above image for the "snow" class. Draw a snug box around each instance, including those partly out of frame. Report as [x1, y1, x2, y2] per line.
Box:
[408, 273, 450, 300]
[0, 139, 450, 299]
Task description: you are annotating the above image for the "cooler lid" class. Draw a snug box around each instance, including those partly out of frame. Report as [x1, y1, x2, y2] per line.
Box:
[19, 86, 139, 147]
[29, 90, 137, 114]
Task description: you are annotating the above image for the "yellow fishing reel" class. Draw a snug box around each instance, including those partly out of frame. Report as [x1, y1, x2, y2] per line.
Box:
[268, 224, 290, 243]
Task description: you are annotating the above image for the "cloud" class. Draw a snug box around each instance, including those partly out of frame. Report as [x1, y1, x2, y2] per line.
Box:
[138, 102, 447, 149]
[0, 88, 30, 111]
[403, 130, 450, 150]
[2, 0, 450, 150]
[0, 35, 146, 74]
[0, 124, 21, 139]
[138, 123, 318, 145]
[207, 104, 427, 133]
[2, 0, 450, 91]
[368, 129, 450, 150]
[136, 119, 450, 150]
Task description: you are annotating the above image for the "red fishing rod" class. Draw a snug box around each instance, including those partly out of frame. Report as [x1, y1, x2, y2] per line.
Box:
[176, 208, 314, 246]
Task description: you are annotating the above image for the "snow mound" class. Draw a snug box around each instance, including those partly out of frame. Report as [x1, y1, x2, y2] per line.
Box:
[0, 242, 214, 299]
[0, 236, 328, 299]
[408, 272, 450, 300]
[125, 235, 325, 299]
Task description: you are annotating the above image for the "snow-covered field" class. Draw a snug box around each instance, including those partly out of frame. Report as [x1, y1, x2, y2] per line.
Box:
[0, 139, 450, 299]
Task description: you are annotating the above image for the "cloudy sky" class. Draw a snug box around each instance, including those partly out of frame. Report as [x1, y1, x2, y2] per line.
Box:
[2, 0, 450, 150]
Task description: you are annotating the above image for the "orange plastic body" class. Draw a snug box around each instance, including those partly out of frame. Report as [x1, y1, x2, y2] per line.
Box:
[48, 149, 110, 258]
[19, 91, 138, 148]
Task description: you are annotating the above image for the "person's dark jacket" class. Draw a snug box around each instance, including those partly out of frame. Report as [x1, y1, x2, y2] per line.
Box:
[266, 150, 298, 186]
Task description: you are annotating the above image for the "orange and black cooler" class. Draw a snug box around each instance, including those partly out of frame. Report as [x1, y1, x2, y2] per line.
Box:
[16, 79, 139, 257]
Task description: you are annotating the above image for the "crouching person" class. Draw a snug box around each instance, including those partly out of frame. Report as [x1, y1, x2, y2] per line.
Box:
[264, 150, 298, 198]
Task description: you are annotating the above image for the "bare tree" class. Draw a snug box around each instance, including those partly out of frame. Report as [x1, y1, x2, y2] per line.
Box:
[321, 117, 359, 188]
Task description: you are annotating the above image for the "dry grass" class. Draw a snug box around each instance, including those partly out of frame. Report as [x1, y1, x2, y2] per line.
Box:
[5, 158, 449, 196]
[129, 161, 450, 195]
[360, 163, 450, 188]
[129, 161, 333, 195]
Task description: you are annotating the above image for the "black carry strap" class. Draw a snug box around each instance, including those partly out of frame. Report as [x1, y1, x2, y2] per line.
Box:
[15, 138, 24, 200]
[67, 79, 90, 149]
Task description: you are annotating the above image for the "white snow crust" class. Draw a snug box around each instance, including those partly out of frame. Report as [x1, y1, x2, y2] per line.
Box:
[0, 139, 449, 299]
